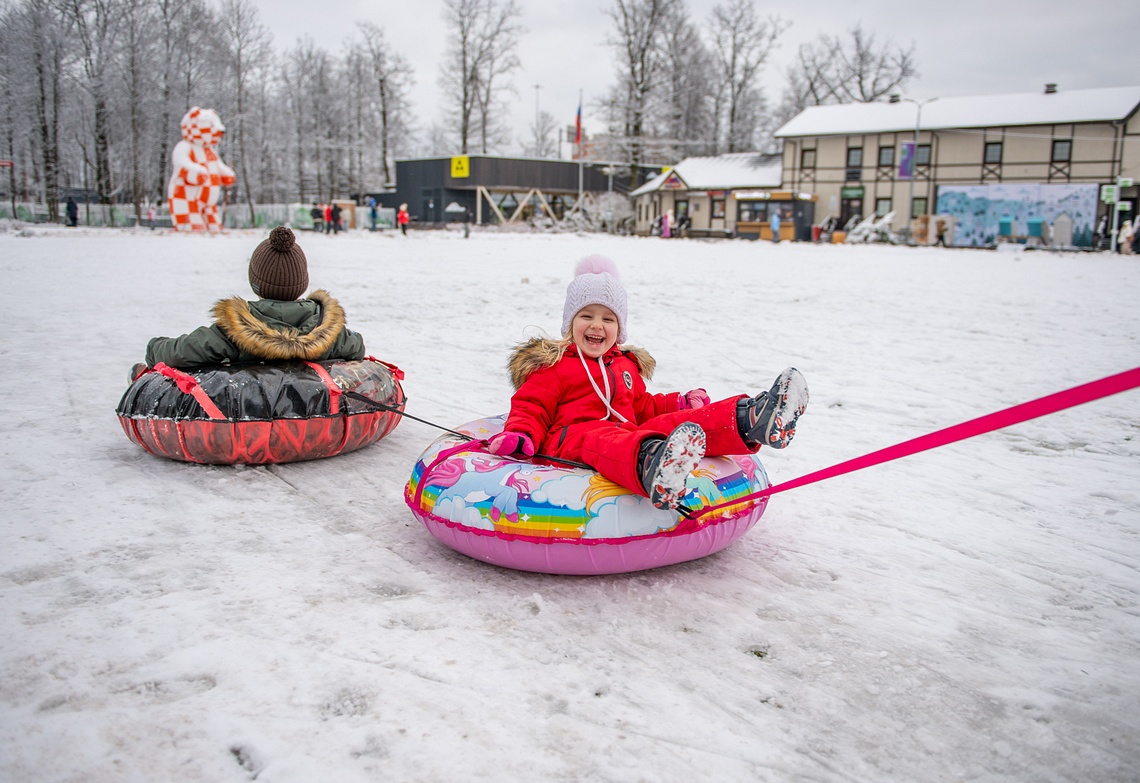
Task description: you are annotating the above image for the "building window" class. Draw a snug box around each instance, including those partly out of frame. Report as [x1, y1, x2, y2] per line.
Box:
[878, 147, 895, 167]
[916, 144, 931, 165]
[1052, 139, 1072, 163]
[846, 147, 863, 181]
[875, 197, 892, 217]
[737, 203, 767, 223]
[984, 142, 1003, 164]
[801, 149, 816, 169]
[911, 197, 928, 219]
[711, 198, 725, 219]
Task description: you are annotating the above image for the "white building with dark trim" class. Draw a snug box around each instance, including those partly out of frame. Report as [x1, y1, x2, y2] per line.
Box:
[629, 152, 817, 240]
[774, 84, 1140, 246]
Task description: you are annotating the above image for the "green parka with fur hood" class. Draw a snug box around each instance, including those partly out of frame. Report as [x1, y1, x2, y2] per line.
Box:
[145, 289, 365, 369]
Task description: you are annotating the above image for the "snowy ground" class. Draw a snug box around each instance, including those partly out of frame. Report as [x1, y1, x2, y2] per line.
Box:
[1, 225, 1138, 782]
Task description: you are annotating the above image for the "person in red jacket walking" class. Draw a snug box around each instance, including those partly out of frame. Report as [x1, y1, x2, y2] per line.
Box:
[489, 256, 809, 510]
[397, 203, 409, 236]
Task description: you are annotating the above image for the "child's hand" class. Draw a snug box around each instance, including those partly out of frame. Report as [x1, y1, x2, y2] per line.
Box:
[486, 431, 536, 457]
[679, 389, 710, 410]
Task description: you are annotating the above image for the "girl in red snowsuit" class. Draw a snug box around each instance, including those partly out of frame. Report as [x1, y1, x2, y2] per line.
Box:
[489, 256, 809, 509]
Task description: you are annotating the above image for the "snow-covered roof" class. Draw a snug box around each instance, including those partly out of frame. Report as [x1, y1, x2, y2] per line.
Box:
[774, 85, 1140, 138]
[630, 152, 783, 197]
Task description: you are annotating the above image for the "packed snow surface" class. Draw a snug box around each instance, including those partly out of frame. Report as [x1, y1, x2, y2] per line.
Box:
[1, 227, 1138, 782]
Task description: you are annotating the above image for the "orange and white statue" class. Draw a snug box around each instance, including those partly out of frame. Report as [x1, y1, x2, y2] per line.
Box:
[167, 107, 236, 232]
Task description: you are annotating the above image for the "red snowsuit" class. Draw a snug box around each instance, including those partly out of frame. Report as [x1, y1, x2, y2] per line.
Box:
[504, 339, 758, 496]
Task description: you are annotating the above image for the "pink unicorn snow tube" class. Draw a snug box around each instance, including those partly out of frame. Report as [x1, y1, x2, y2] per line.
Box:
[404, 415, 771, 575]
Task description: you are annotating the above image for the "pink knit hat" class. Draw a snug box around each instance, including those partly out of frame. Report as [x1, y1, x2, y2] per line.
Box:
[561, 255, 628, 343]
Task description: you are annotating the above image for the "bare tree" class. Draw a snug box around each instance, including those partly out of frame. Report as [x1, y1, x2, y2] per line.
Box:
[118, 0, 159, 222]
[0, 7, 20, 216]
[357, 21, 414, 185]
[14, 0, 70, 219]
[777, 23, 917, 126]
[603, 0, 675, 169]
[216, 0, 272, 225]
[708, 0, 785, 152]
[281, 40, 316, 202]
[439, 0, 522, 155]
[438, 0, 481, 154]
[152, 0, 191, 199]
[0, 0, 420, 222]
[66, 0, 123, 207]
[307, 48, 337, 200]
[658, 1, 715, 159]
[834, 25, 916, 103]
[471, 0, 522, 154]
[522, 109, 557, 158]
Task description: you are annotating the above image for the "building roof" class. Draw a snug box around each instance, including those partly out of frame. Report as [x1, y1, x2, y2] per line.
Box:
[630, 152, 783, 197]
[774, 85, 1140, 138]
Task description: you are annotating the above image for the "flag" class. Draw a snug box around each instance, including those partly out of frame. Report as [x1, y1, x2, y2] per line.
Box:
[898, 141, 915, 180]
[574, 102, 582, 146]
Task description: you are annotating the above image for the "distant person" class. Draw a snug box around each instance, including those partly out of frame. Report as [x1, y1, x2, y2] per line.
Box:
[147, 204, 156, 230]
[397, 203, 409, 236]
[368, 198, 378, 231]
[331, 203, 342, 234]
[1118, 219, 1134, 255]
[66, 197, 78, 227]
[324, 203, 333, 234]
[769, 209, 781, 243]
[661, 209, 672, 238]
[130, 226, 365, 380]
[310, 203, 323, 233]
[934, 218, 948, 247]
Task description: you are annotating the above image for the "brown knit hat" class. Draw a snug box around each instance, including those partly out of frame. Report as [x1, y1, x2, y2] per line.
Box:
[248, 226, 309, 300]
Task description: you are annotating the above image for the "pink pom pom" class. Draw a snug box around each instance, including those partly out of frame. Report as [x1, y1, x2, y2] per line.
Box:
[574, 255, 620, 279]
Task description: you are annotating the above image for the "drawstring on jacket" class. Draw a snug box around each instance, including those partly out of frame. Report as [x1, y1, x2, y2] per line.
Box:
[577, 349, 629, 423]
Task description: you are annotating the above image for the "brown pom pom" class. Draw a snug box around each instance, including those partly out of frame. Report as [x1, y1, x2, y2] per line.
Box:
[268, 225, 295, 252]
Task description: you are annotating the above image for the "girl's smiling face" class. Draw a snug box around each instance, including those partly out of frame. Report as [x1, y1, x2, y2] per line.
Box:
[571, 304, 619, 359]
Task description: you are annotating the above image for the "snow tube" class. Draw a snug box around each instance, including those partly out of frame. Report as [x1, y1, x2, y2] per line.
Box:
[404, 415, 770, 575]
[116, 358, 405, 464]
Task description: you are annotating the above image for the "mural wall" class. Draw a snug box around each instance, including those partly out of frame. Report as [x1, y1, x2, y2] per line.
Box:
[935, 183, 1097, 247]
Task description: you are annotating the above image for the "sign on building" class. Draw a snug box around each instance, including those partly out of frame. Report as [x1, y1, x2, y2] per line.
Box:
[451, 156, 470, 179]
[898, 141, 915, 180]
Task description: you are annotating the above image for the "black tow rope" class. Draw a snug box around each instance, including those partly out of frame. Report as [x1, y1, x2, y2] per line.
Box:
[340, 389, 593, 471]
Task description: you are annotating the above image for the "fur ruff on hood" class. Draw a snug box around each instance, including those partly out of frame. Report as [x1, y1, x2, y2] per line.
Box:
[507, 336, 656, 390]
[211, 289, 346, 360]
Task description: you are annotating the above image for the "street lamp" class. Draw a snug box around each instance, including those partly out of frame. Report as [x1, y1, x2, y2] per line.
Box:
[533, 84, 542, 156]
[898, 96, 938, 244]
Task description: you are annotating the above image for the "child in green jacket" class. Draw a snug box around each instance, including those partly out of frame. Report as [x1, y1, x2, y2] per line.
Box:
[131, 226, 365, 379]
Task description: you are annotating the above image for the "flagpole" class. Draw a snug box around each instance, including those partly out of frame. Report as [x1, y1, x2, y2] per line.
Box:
[577, 89, 583, 211]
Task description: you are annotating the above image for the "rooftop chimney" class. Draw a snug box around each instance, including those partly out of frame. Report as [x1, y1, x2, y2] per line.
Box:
[889, 93, 901, 103]
[1045, 83, 1057, 94]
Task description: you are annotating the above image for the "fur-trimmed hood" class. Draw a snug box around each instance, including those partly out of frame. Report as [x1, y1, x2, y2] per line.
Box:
[507, 336, 656, 390]
[211, 289, 348, 361]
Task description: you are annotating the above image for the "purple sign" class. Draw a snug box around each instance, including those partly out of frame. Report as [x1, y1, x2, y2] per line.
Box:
[898, 141, 915, 180]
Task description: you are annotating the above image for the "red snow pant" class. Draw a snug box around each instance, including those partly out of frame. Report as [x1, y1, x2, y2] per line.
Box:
[540, 395, 757, 496]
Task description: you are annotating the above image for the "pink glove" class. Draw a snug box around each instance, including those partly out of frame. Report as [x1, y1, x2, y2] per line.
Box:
[678, 388, 710, 410]
[487, 431, 536, 457]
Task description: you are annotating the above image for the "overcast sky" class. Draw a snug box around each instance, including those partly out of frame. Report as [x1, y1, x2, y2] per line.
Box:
[252, 0, 1140, 157]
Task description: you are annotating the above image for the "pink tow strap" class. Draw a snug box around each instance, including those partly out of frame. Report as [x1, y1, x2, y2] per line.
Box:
[152, 362, 226, 420]
[690, 366, 1140, 521]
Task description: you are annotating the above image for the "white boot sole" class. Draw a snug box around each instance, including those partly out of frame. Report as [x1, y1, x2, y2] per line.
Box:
[649, 423, 707, 509]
